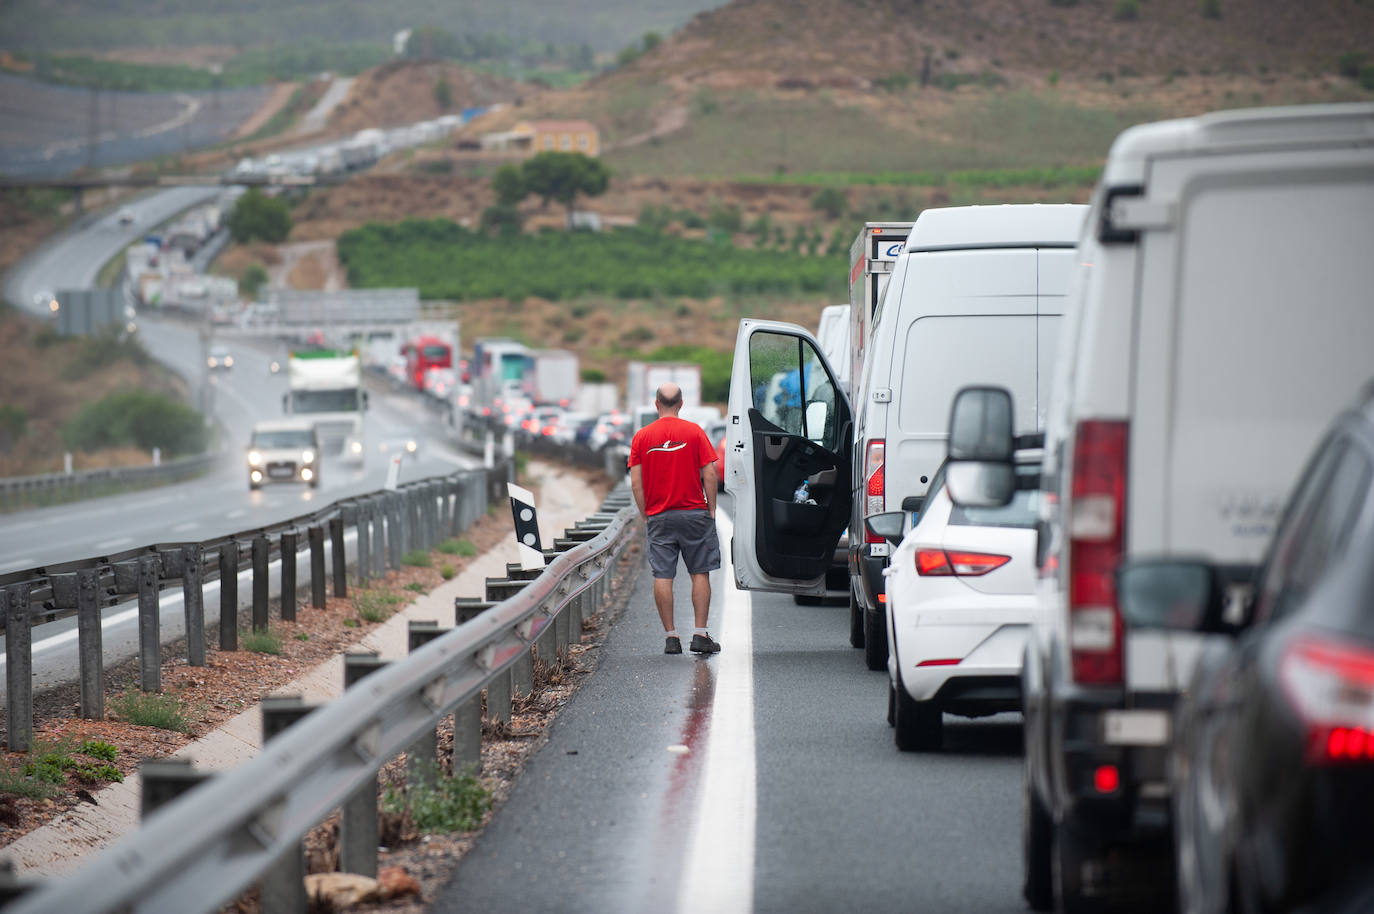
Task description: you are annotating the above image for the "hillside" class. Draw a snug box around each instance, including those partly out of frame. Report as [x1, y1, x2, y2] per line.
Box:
[328, 60, 528, 133]
[0, 0, 725, 53]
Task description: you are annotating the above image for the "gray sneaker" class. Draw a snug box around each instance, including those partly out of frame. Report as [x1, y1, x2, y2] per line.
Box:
[664, 636, 682, 655]
[690, 633, 721, 654]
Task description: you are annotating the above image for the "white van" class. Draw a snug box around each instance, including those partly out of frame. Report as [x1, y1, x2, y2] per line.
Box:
[943, 103, 1374, 912]
[815, 304, 851, 401]
[849, 204, 1087, 669]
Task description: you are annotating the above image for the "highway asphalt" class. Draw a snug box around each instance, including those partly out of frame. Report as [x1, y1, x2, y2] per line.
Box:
[434, 502, 1027, 914]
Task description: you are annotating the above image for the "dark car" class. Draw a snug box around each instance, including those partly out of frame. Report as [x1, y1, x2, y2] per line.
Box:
[1121, 385, 1374, 914]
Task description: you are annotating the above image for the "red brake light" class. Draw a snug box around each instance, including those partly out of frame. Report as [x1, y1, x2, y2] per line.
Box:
[864, 439, 886, 543]
[917, 658, 960, 667]
[1280, 638, 1374, 764]
[1067, 420, 1128, 685]
[1093, 764, 1120, 793]
[916, 549, 1010, 577]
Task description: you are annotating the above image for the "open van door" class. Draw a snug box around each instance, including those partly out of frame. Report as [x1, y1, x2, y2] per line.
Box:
[726, 319, 852, 595]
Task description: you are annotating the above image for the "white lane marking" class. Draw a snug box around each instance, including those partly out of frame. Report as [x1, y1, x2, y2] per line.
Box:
[92, 536, 133, 551]
[678, 512, 755, 914]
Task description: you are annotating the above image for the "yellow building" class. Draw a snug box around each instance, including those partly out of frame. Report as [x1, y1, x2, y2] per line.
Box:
[511, 119, 601, 157]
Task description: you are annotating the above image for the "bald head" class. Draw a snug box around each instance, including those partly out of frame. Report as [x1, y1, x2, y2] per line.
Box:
[655, 383, 683, 414]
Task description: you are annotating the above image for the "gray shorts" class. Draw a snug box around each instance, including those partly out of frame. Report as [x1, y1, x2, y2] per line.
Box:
[645, 509, 721, 579]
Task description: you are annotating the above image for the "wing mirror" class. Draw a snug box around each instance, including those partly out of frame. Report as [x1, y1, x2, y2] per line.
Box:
[864, 511, 906, 546]
[945, 386, 1016, 508]
[805, 401, 828, 442]
[1116, 559, 1232, 634]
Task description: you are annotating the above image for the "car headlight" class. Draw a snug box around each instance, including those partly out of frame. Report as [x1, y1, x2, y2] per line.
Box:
[207, 357, 217, 368]
[224, 356, 234, 367]
[405, 440, 418, 453]
[301, 449, 315, 464]
[269, 360, 281, 373]
[350, 440, 363, 454]
[248, 450, 263, 466]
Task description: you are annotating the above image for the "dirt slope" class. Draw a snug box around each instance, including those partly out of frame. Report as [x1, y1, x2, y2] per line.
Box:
[329, 60, 531, 132]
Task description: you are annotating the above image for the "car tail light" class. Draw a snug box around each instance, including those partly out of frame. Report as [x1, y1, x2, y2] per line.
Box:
[1280, 638, 1374, 764]
[1067, 420, 1128, 685]
[864, 439, 886, 543]
[917, 658, 960, 667]
[916, 548, 1011, 577]
[1094, 764, 1120, 793]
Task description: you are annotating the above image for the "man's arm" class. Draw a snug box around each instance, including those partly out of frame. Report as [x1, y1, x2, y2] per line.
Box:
[630, 464, 647, 518]
[700, 460, 717, 518]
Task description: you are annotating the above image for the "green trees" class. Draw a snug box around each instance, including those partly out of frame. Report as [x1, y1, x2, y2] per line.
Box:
[433, 75, 453, 110]
[239, 264, 269, 299]
[489, 152, 610, 228]
[63, 391, 207, 457]
[227, 189, 291, 244]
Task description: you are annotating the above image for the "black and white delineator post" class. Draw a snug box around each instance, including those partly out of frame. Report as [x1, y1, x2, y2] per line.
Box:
[508, 482, 545, 570]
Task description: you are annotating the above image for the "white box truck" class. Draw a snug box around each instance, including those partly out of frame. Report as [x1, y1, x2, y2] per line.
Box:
[522, 349, 580, 407]
[848, 221, 912, 403]
[627, 361, 702, 411]
[283, 348, 367, 465]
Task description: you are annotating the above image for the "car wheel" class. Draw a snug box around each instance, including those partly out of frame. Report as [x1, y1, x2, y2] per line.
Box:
[862, 606, 887, 671]
[793, 594, 823, 606]
[849, 590, 864, 649]
[893, 668, 942, 751]
[886, 678, 895, 727]
[1023, 760, 1054, 911]
[1053, 821, 1103, 914]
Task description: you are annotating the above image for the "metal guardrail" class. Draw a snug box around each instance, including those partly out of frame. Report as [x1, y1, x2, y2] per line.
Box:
[2, 484, 638, 914]
[0, 462, 515, 752]
[0, 450, 219, 514]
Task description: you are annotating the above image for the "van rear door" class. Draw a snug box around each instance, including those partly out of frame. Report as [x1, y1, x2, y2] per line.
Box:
[1128, 147, 1374, 567]
[726, 320, 853, 595]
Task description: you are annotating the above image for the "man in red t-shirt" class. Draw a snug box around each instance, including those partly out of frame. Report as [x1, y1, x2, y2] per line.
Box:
[628, 383, 721, 655]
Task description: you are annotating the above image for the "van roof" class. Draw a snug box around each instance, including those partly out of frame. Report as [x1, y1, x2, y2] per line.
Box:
[906, 204, 1088, 251]
[252, 419, 316, 433]
[1103, 102, 1374, 185]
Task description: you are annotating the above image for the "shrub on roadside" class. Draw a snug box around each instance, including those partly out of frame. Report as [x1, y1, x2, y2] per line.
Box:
[228, 188, 291, 244]
[241, 627, 283, 655]
[402, 550, 431, 568]
[62, 390, 206, 457]
[382, 764, 489, 832]
[110, 691, 193, 733]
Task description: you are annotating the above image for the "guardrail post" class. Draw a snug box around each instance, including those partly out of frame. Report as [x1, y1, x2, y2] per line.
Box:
[406, 621, 445, 790]
[220, 542, 238, 651]
[252, 535, 269, 632]
[371, 498, 387, 580]
[486, 666, 512, 727]
[183, 544, 205, 667]
[309, 525, 326, 609]
[340, 653, 387, 878]
[446, 479, 459, 538]
[387, 494, 403, 571]
[261, 696, 313, 914]
[330, 516, 347, 599]
[77, 569, 103, 719]
[137, 555, 161, 692]
[354, 503, 371, 586]
[4, 586, 33, 752]
[280, 530, 297, 622]
[140, 758, 209, 818]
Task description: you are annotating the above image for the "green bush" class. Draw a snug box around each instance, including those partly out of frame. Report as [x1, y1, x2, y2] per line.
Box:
[241, 628, 283, 655]
[382, 764, 490, 832]
[1362, 65, 1374, 91]
[1336, 52, 1367, 79]
[810, 187, 848, 220]
[637, 203, 673, 233]
[0, 404, 27, 451]
[0, 768, 58, 799]
[440, 564, 456, 580]
[63, 390, 206, 457]
[402, 550, 432, 568]
[355, 587, 404, 623]
[1201, 0, 1222, 18]
[433, 76, 453, 110]
[480, 204, 523, 236]
[110, 691, 193, 733]
[581, 367, 607, 383]
[239, 264, 269, 300]
[1113, 0, 1140, 20]
[227, 189, 291, 244]
[405, 581, 426, 592]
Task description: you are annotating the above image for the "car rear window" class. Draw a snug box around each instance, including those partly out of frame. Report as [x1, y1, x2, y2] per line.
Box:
[948, 467, 1040, 529]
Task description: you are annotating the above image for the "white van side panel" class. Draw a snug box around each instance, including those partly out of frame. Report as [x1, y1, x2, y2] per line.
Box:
[1036, 249, 1075, 429]
[1130, 152, 1374, 563]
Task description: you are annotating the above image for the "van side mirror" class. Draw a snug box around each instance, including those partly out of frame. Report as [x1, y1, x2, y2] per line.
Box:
[864, 511, 906, 546]
[1116, 559, 1231, 634]
[945, 386, 1017, 508]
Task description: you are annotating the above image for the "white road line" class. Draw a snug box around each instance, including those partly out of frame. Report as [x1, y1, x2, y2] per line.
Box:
[678, 512, 755, 914]
[92, 536, 133, 551]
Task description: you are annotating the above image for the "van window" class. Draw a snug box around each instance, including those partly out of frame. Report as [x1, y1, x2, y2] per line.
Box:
[749, 332, 840, 451]
[898, 315, 1055, 434]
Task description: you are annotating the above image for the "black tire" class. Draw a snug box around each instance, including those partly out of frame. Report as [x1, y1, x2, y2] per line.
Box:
[849, 590, 865, 649]
[1053, 821, 1104, 914]
[793, 594, 823, 606]
[1023, 760, 1054, 911]
[893, 669, 942, 751]
[862, 605, 888, 671]
[886, 678, 896, 727]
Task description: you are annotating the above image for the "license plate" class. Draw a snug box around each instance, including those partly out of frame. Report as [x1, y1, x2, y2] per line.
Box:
[268, 467, 294, 478]
[1103, 710, 1170, 746]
